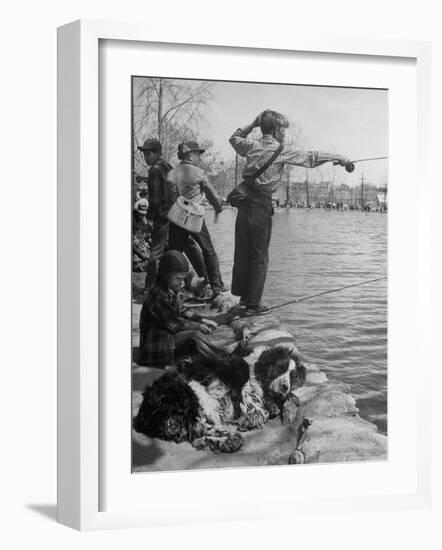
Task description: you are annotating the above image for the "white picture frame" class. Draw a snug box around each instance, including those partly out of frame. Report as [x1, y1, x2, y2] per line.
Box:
[57, 19, 432, 531]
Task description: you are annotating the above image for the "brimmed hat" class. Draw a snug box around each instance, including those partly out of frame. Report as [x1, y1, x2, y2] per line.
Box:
[138, 138, 162, 153]
[177, 141, 205, 159]
[134, 198, 148, 214]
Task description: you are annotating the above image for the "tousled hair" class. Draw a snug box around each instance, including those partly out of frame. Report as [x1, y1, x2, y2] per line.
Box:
[259, 109, 289, 135]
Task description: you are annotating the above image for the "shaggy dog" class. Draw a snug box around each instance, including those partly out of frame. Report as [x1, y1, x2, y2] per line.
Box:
[133, 347, 306, 453]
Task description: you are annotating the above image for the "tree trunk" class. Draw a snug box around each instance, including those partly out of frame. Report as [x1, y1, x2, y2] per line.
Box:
[157, 79, 163, 142]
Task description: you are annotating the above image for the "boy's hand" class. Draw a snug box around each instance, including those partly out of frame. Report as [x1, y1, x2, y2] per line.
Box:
[201, 318, 218, 330]
[333, 156, 351, 167]
[198, 323, 212, 334]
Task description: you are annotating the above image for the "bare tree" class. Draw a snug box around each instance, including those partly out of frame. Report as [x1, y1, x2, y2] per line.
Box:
[281, 117, 310, 204]
[133, 77, 214, 170]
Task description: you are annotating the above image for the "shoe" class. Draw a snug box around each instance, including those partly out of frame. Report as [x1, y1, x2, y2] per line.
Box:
[213, 284, 230, 295]
[244, 304, 271, 317]
[239, 299, 246, 308]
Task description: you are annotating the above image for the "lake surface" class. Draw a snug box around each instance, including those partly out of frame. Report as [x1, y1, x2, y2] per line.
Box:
[206, 208, 388, 434]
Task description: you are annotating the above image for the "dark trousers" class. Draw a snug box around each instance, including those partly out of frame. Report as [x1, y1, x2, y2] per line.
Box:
[183, 238, 209, 283]
[169, 220, 224, 292]
[145, 221, 208, 289]
[231, 203, 273, 307]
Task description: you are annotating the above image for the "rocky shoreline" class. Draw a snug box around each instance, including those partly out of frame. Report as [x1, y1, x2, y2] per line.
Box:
[131, 293, 387, 472]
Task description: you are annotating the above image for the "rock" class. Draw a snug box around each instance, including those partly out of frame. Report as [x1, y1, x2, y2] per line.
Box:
[300, 382, 358, 418]
[132, 365, 164, 392]
[204, 325, 239, 354]
[132, 391, 143, 417]
[131, 301, 388, 471]
[298, 416, 387, 463]
[293, 385, 322, 404]
[304, 362, 329, 385]
[231, 315, 281, 337]
[305, 371, 329, 385]
[282, 393, 300, 424]
[246, 328, 295, 352]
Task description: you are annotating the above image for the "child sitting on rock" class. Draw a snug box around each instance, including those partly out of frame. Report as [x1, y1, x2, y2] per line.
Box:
[138, 249, 218, 367]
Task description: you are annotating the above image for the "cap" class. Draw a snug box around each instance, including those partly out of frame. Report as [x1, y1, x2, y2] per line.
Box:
[177, 141, 205, 159]
[138, 138, 162, 153]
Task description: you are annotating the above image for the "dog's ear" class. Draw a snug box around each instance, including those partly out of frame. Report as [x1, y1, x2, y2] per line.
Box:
[289, 350, 307, 390]
[290, 365, 306, 390]
[254, 349, 273, 386]
[289, 348, 307, 367]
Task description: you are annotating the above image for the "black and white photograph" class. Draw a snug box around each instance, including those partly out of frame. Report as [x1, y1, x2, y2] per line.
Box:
[130, 76, 388, 472]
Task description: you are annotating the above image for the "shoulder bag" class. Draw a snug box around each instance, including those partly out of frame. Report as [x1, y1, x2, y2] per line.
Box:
[226, 144, 283, 208]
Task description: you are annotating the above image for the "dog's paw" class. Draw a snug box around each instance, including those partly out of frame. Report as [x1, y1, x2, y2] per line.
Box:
[218, 432, 244, 453]
[288, 449, 305, 464]
[191, 436, 208, 450]
[282, 393, 300, 424]
[237, 409, 268, 431]
[266, 401, 281, 419]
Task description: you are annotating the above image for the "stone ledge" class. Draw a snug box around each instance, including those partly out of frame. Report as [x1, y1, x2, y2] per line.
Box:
[131, 301, 387, 471]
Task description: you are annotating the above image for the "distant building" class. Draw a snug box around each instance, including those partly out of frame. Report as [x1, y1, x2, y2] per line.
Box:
[267, 174, 387, 209]
[376, 187, 388, 211]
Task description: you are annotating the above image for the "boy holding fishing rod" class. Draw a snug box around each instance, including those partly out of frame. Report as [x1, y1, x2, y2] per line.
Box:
[229, 109, 351, 316]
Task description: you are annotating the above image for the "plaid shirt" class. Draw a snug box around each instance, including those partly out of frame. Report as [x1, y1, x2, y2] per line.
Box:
[138, 282, 201, 367]
[230, 128, 344, 193]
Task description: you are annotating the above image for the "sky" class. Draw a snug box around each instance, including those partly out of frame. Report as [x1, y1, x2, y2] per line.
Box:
[198, 80, 388, 187]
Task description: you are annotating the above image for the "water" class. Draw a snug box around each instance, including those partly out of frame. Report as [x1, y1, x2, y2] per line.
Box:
[206, 208, 388, 434]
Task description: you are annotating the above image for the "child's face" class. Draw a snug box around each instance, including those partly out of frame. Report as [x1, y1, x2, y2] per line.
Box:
[188, 151, 201, 165]
[167, 272, 187, 293]
[143, 150, 160, 166]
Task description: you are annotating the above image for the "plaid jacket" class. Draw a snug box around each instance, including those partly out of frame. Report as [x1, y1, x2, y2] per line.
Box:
[230, 128, 343, 194]
[138, 282, 201, 367]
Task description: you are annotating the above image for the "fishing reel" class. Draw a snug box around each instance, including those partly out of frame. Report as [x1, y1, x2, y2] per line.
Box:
[333, 160, 355, 172]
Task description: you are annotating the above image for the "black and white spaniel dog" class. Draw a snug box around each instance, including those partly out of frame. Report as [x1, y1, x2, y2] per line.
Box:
[133, 346, 306, 453]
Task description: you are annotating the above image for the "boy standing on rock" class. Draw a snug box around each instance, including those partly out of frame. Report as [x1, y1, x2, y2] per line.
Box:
[229, 109, 350, 316]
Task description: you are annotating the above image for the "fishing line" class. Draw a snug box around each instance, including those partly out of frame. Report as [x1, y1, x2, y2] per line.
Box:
[270, 276, 387, 311]
[351, 156, 388, 163]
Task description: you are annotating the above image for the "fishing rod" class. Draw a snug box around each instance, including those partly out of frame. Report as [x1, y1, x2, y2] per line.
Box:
[335, 156, 389, 173]
[350, 156, 388, 164]
[270, 276, 387, 311]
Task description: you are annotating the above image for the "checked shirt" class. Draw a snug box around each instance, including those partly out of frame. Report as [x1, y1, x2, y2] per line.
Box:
[230, 128, 342, 194]
[138, 282, 202, 367]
